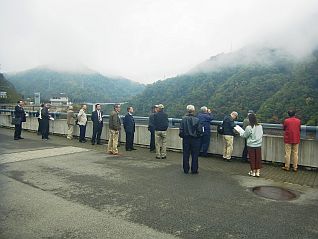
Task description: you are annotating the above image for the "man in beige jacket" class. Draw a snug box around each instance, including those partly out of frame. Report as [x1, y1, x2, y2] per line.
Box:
[66, 106, 76, 139]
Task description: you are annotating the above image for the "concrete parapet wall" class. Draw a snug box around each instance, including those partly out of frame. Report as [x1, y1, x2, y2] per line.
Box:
[1, 114, 317, 168]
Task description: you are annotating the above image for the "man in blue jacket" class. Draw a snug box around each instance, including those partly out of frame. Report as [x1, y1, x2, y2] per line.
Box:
[197, 106, 213, 157]
[91, 104, 103, 145]
[222, 111, 238, 161]
[123, 106, 136, 151]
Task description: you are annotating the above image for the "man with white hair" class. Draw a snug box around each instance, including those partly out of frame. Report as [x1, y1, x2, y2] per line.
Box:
[179, 105, 203, 174]
[197, 106, 213, 157]
[222, 111, 238, 161]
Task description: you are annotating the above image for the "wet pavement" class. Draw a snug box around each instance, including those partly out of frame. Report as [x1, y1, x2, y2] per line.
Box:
[1, 127, 318, 239]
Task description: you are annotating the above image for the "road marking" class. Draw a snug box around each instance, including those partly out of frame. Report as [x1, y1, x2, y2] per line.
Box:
[0, 146, 90, 164]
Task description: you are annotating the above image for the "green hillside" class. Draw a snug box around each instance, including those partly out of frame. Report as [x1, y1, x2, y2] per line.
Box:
[6, 68, 145, 103]
[0, 73, 21, 103]
[131, 47, 318, 125]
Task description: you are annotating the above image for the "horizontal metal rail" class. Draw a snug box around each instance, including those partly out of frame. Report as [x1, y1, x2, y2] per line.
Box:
[1, 109, 317, 139]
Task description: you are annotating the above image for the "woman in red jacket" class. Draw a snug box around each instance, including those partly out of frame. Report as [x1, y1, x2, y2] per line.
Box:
[282, 110, 301, 172]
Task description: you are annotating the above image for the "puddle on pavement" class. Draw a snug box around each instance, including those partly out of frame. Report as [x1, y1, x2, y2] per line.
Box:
[252, 186, 298, 201]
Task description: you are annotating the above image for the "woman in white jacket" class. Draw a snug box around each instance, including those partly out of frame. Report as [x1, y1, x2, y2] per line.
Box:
[242, 113, 263, 177]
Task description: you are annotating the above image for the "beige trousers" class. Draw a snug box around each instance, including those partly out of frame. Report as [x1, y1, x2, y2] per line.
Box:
[67, 124, 74, 139]
[284, 143, 299, 170]
[108, 130, 119, 154]
[223, 135, 234, 160]
[155, 131, 167, 157]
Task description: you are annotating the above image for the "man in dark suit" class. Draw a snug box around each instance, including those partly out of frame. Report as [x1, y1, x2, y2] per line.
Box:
[13, 100, 26, 140]
[41, 104, 51, 140]
[123, 106, 136, 151]
[91, 103, 103, 145]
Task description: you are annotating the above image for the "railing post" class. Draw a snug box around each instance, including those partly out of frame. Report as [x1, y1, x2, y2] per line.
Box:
[300, 125, 307, 139]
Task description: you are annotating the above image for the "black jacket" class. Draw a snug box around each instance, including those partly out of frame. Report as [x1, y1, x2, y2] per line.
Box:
[222, 115, 236, 136]
[91, 110, 103, 127]
[14, 105, 26, 122]
[41, 107, 50, 121]
[123, 113, 135, 133]
[179, 114, 203, 138]
[148, 113, 155, 131]
[154, 110, 168, 131]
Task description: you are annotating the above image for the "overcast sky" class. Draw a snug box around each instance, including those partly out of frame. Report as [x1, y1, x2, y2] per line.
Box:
[1, 0, 318, 84]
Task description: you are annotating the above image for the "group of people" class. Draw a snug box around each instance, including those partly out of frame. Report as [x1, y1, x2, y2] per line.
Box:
[13, 100, 302, 177]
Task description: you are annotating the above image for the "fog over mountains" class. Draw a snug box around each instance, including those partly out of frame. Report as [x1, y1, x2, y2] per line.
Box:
[131, 46, 318, 125]
[5, 67, 145, 103]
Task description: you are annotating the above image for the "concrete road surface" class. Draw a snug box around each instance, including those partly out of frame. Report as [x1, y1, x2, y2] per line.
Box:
[1, 128, 318, 239]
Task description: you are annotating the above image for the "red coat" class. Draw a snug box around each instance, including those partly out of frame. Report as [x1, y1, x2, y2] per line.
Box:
[283, 117, 301, 144]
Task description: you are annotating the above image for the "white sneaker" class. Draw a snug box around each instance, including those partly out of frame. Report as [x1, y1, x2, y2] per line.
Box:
[248, 171, 255, 177]
[256, 171, 260, 177]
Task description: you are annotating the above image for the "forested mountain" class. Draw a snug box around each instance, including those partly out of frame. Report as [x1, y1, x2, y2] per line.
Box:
[131, 47, 318, 125]
[0, 73, 21, 103]
[5, 67, 145, 103]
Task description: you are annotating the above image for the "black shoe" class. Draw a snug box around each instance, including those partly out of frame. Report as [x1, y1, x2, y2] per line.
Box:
[14, 138, 19, 140]
[126, 149, 132, 151]
[18, 137, 24, 139]
[92, 142, 95, 145]
[132, 148, 137, 150]
[155, 156, 161, 159]
[162, 156, 167, 159]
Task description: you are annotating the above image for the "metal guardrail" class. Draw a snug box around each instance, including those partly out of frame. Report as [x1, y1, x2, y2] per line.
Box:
[1, 109, 317, 139]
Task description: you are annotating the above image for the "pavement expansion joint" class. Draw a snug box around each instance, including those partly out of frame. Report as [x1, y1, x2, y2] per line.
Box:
[0, 146, 90, 165]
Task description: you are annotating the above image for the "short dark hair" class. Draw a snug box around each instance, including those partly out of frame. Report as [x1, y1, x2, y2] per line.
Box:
[40, 103, 44, 107]
[95, 103, 100, 108]
[114, 104, 120, 109]
[127, 106, 132, 112]
[288, 110, 296, 117]
[248, 113, 258, 127]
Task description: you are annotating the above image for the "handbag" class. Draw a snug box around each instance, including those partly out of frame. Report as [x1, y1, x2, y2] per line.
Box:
[11, 117, 21, 125]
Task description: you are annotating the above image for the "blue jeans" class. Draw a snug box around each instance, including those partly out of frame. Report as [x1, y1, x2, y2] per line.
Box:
[182, 136, 201, 173]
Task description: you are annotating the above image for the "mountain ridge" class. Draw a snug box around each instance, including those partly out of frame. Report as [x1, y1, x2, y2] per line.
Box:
[5, 67, 145, 103]
[131, 46, 318, 125]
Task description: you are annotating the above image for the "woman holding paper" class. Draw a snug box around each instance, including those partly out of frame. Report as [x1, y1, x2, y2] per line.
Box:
[241, 113, 263, 177]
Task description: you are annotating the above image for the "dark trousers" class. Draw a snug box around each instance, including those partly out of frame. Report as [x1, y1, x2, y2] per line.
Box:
[149, 128, 155, 151]
[14, 123, 22, 139]
[247, 147, 262, 170]
[182, 136, 201, 173]
[200, 133, 211, 156]
[41, 119, 49, 139]
[125, 131, 134, 150]
[79, 125, 86, 141]
[92, 123, 103, 143]
[37, 119, 42, 135]
[242, 139, 248, 160]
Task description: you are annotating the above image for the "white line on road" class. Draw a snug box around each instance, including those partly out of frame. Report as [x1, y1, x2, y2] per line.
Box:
[0, 146, 90, 164]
